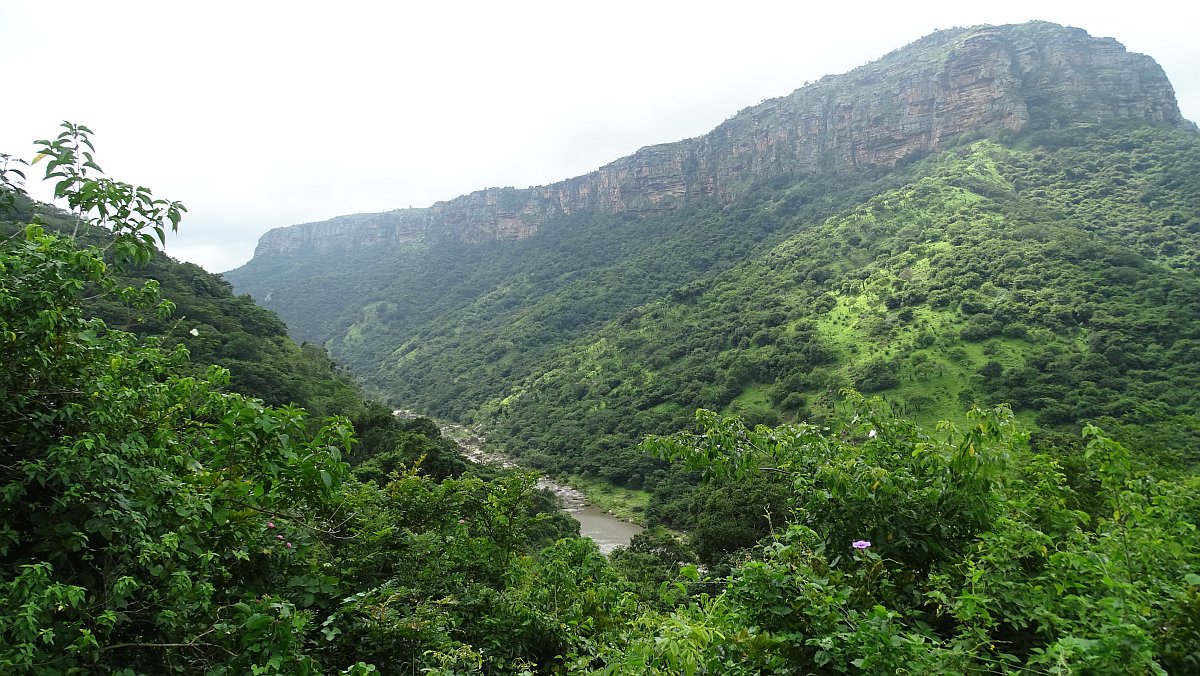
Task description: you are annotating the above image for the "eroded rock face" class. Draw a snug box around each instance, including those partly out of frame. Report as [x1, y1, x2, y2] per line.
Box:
[254, 211, 427, 255]
[247, 21, 1187, 260]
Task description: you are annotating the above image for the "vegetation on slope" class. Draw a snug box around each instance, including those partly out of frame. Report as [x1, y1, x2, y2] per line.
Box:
[481, 124, 1200, 500]
[4, 125, 1200, 673]
[230, 121, 1200, 546]
[226, 164, 918, 412]
[0, 125, 577, 673]
[2, 205, 368, 424]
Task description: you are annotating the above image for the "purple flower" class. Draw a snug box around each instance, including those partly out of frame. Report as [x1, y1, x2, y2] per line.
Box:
[852, 540, 872, 550]
[285, 542, 293, 549]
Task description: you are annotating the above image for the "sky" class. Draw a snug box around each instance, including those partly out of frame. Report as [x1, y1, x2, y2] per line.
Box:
[2, 1, 1196, 273]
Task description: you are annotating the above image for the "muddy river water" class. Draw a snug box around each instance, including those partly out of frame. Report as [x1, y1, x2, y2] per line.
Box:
[407, 413, 645, 554]
[536, 480, 645, 555]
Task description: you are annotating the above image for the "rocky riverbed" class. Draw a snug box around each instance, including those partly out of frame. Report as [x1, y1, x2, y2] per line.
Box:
[396, 411, 643, 554]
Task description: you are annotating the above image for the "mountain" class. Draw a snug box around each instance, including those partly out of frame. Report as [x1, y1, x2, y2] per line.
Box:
[242, 21, 1184, 263]
[225, 21, 1200, 501]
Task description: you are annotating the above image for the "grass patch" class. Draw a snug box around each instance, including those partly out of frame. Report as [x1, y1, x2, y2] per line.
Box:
[563, 473, 651, 525]
[731, 385, 771, 408]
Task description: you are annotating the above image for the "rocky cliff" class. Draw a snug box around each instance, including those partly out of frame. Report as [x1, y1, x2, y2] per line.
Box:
[247, 21, 1187, 260]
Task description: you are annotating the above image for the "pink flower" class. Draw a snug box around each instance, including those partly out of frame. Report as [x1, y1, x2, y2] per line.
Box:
[267, 521, 275, 529]
[285, 542, 293, 549]
[276, 534, 284, 540]
[458, 518, 466, 524]
[852, 540, 872, 549]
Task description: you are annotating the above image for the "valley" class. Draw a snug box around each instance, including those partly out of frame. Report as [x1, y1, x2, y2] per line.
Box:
[228, 24, 1200, 494]
[6, 17, 1200, 674]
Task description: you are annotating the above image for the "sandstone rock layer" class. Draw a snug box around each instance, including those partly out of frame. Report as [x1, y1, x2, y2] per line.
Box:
[249, 21, 1187, 259]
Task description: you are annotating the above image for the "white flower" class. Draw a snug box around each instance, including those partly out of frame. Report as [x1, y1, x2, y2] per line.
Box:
[189, 328, 199, 336]
[868, 429, 877, 438]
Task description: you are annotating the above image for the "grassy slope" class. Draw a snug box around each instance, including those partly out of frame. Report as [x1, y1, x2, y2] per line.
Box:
[484, 124, 1200, 482]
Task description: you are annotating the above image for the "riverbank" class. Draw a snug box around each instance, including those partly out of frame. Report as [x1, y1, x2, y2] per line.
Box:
[555, 473, 650, 526]
[395, 409, 646, 548]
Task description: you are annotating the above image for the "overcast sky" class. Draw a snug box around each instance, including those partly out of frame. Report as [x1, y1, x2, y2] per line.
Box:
[2, 1, 1196, 273]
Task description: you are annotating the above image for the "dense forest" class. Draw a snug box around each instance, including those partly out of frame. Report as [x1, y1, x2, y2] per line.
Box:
[230, 121, 1200, 539]
[4, 113, 1200, 673]
[484, 124, 1200, 510]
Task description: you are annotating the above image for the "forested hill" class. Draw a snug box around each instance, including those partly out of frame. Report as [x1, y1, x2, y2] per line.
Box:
[225, 21, 1200, 487]
[0, 202, 368, 422]
[485, 125, 1200, 488]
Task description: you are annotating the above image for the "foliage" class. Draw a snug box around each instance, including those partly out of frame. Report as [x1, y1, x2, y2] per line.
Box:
[590, 594, 781, 675]
[641, 393, 1200, 673]
[32, 122, 185, 265]
[316, 470, 594, 672]
[349, 407, 468, 482]
[1, 126, 354, 673]
[609, 527, 700, 608]
[0, 124, 619, 674]
[1, 207, 369, 424]
[9, 113, 1200, 673]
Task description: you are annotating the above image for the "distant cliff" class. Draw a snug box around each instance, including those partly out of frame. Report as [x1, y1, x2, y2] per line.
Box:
[245, 21, 1186, 260]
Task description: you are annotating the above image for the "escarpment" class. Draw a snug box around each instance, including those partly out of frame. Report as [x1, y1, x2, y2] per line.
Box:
[243, 20, 1185, 260]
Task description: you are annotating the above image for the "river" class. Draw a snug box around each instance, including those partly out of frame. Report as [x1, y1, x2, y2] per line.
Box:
[399, 412, 645, 554]
[535, 479, 645, 555]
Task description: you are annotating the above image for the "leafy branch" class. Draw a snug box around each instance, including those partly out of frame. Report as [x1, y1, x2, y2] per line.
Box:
[31, 121, 186, 265]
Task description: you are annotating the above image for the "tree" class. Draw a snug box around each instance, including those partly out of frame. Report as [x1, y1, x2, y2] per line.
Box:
[1, 123, 355, 673]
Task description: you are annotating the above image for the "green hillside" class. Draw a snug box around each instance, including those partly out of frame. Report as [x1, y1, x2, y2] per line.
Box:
[230, 123, 1200, 507]
[2, 124, 584, 673]
[228, 163, 910, 415]
[485, 124, 1200, 484]
[224, 24, 1200, 521]
[1, 205, 368, 424]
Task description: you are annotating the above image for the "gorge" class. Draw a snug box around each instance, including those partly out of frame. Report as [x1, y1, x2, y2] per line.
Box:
[7, 15, 1200, 673]
[224, 20, 1199, 488]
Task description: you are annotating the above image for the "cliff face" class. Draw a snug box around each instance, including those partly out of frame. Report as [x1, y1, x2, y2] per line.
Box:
[247, 21, 1187, 260]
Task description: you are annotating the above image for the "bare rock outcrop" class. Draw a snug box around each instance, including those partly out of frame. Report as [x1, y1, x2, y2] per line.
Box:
[247, 21, 1187, 260]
